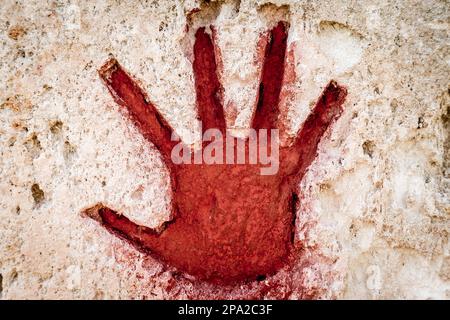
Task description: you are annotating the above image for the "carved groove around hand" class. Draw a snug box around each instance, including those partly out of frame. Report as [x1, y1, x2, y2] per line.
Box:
[90, 22, 347, 284]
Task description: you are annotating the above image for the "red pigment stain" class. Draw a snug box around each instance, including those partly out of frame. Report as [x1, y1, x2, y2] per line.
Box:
[91, 22, 347, 285]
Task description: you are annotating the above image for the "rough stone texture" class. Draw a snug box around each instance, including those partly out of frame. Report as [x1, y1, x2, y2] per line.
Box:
[0, 0, 448, 299]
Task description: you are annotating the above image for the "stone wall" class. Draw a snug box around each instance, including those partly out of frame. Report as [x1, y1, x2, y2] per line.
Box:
[0, 0, 448, 299]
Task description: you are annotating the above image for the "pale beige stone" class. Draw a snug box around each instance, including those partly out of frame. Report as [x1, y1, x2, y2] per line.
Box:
[0, 0, 448, 299]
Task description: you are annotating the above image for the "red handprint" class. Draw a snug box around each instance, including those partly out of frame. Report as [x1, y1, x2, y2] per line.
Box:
[87, 22, 347, 284]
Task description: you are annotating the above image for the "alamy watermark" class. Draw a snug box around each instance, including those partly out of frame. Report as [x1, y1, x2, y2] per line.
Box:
[171, 127, 280, 176]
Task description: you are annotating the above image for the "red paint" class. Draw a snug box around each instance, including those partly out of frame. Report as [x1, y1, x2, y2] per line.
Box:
[92, 22, 347, 284]
[193, 26, 226, 133]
